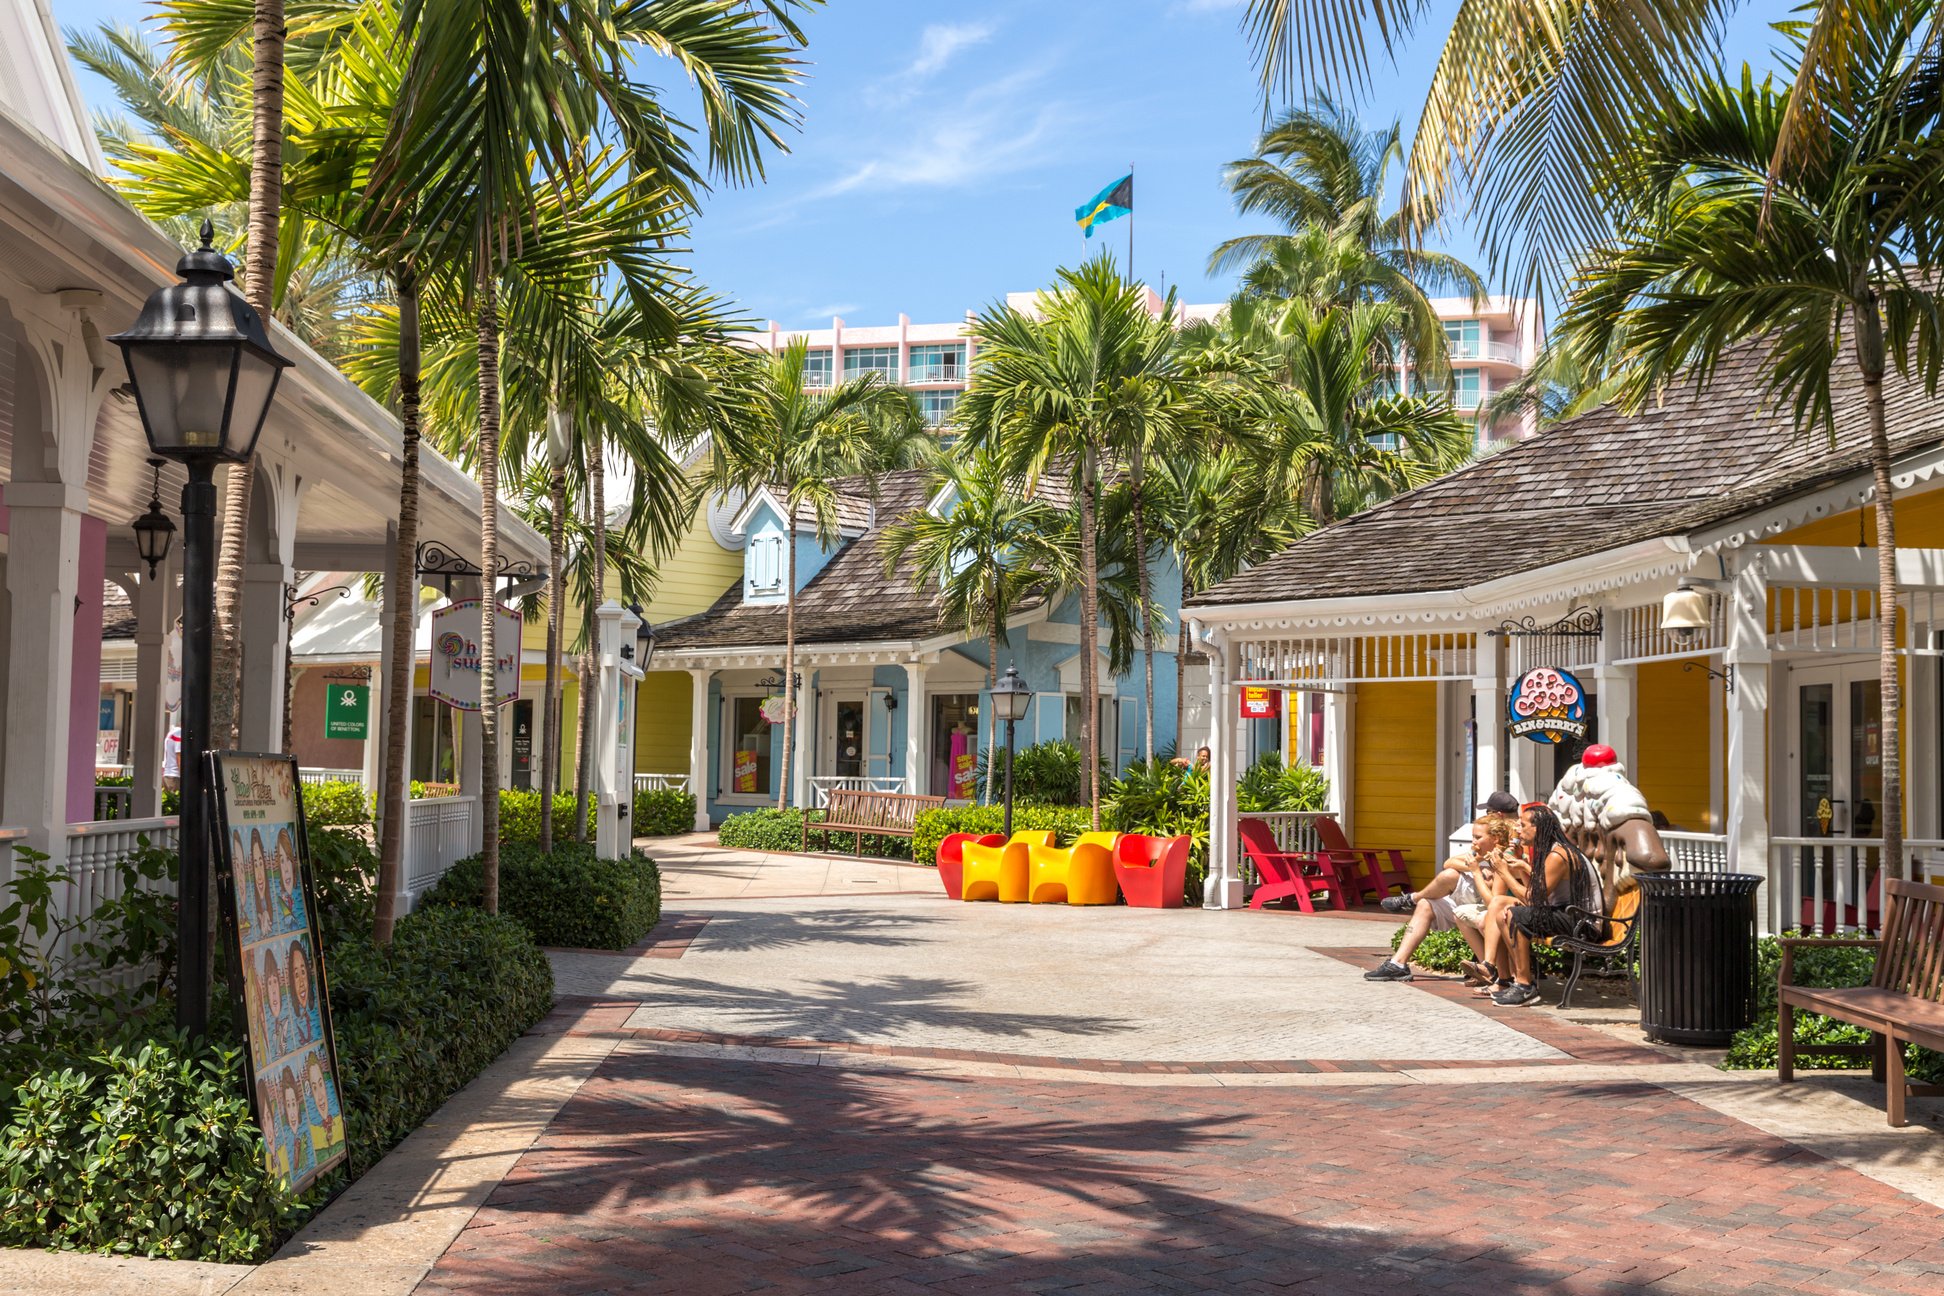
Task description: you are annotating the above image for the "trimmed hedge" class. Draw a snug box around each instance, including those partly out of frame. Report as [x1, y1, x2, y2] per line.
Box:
[718, 807, 914, 859]
[497, 789, 595, 844]
[0, 904, 552, 1263]
[912, 804, 1097, 868]
[301, 780, 371, 829]
[425, 842, 661, 950]
[634, 786, 697, 836]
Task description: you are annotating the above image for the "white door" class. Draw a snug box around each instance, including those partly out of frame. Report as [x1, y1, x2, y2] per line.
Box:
[866, 688, 892, 779]
[1786, 657, 1886, 927]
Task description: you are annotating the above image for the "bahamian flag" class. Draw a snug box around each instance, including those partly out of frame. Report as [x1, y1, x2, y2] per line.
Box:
[1075, 173, 1132, 238]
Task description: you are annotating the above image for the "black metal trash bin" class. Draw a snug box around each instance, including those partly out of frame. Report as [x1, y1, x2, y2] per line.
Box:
[1635, 871, 1764, 1046]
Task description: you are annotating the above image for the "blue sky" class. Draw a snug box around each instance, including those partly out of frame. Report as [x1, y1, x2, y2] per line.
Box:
[56, 1, 1791, 330]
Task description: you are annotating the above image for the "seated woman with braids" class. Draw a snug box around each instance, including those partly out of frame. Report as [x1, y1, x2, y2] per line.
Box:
[1489, 802, 1607, 1007]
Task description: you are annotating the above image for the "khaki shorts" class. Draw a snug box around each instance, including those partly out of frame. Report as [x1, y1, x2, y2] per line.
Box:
[1451, 902, 1488, 932]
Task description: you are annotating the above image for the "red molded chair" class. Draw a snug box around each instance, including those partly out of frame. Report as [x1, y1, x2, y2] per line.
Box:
[1313, 815, 1412, 904]
[937, 832, 1004, 900]
[1238, 818, 1346, 913]
[1114, 834, 1192, 908]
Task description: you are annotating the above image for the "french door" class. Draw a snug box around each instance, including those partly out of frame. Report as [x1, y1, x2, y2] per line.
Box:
[1787, 659, 1885, 929]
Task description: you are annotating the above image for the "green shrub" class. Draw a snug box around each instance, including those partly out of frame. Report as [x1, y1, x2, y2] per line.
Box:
[325, 906, 554, 1179]
[1723, 935, 1944, 1080]
[301, 780, 371, 829]
[0, 1033, 300, 1262]
[306, 826, 377, 949]
[718, 807, 914, 859]
[1105, 760, 1209, 902]
[424, 842, 661, 949]
[634, 786, 696, 836]
[911, 804, 1096, 869]
[972, 740, 1104, 806]
[1236, 756, 1331, 813]
[1390, 925, 1569, 977]
[497, 789, 595, 844]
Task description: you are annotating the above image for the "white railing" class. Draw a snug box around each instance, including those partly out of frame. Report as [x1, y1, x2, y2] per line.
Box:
[404, 795, 481, 903]
[92, 785, 133, 820]
[1765, 837, 1944, 937]
[0, 826, 25, 880]
[633, 773, 690, 795]
[908, 365, 965, 385]
[809, 775, 910, 807]
[1448, 339, 1523, 364]
[1664, 831, 1731, 873]
[61, 816, 180, 991]
[301, 767, 366, 788]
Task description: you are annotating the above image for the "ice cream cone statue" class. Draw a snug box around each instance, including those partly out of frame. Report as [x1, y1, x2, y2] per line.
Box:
[1547, 744, 1671, 903]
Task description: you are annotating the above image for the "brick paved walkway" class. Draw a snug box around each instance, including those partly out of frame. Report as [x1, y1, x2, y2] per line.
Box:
[411, 874, 1944, 1295]
[421, 1043, 1944, 1295]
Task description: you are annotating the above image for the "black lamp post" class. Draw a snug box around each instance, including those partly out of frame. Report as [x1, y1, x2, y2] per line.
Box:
[990, 666, 1033, 836]
[628, 602, 656, 669]
[109, 220, 291, 1036]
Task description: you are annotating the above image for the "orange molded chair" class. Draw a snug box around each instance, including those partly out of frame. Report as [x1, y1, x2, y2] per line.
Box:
[961, 831, 1054, 902]
[937, 832, 1004, 900]
[1028, 831, 1122, 905]
[1114, 834, 1192, 908]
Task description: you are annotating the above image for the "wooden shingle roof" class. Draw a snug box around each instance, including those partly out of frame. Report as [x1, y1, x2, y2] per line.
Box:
[1188, 342, 1944, 610]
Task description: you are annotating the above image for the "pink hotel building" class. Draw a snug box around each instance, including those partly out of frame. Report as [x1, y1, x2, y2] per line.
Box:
[741, 288, 1544, 447]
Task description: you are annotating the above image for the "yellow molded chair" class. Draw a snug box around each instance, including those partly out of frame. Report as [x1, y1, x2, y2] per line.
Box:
[1028, 832, 1122, 905]
[961, 831, 1054, 902]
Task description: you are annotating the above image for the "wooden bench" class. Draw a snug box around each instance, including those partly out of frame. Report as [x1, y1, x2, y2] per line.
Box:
[1778, 878, 1944, 1126]
[802, 788, 946, 857]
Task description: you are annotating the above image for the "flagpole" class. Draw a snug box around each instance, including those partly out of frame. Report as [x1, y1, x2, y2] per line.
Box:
[1127, 162, 1134, 283]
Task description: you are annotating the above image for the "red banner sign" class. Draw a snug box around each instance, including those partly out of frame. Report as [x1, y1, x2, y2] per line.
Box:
[1239, 686, 1281, 720]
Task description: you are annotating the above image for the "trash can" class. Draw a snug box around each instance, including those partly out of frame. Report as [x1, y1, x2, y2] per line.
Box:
[1634, 871, 1763, 1047]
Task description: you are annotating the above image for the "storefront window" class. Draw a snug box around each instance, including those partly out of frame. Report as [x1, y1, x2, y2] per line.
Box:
[724, 696, 773, 796]
[1064, 694, 1119, 768]
[931, 694, 981, 798]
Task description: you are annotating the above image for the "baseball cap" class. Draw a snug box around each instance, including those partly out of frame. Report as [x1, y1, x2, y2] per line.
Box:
[1477, 791, 1520, 815]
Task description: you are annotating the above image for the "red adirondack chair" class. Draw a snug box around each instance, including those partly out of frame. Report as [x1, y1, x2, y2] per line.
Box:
[1113, 833, 1192, 908]
[1238, 818, 1346, 913]
[1313, 815, 1412, 905]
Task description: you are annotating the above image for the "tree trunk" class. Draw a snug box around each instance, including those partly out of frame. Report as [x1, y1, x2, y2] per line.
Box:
[539, 462, 565, 853]
[1078, 450, 1101, 829]
[1132, 444, 1154, 764]
[476, 268, 502, 915]
[373, 272, 420, 946]
[212, 0, 287, 747]
[778, 527, 797, 810]
[574, 437, 605, 842]
[1176, 611, 1188, 750]
[984, 569, 1000, 804]
[1857, 302, 1904, 880]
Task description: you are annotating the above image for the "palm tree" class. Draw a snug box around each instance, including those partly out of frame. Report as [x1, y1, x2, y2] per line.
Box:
[1213, 99, 1484, 376]
[374, 0, 812, 902]
[879, 450, 1076, 799]
[707, 339, 919, 810]
[1237, 2, 1915, 300]
[961, 256, 1210, 825]
[1564, 23, 1944, 879]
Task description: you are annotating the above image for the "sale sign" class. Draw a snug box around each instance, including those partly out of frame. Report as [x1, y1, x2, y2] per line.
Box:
[734, 750, 759, 793]
[1507, 667, 1589, 744]
[1239, 686, 1281, 720]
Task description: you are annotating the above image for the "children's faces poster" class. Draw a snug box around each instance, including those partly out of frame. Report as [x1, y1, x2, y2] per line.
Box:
[212, 753, 347, 1193]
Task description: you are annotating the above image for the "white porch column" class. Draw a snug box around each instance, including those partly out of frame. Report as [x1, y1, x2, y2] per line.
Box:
[792, 667, 815, 809]
[1725, 556, 1772, 892]
[238, 563, 291, 751]
[1596, 613, 1638, 769]
[1204, 630, 1245, 910]
[687, 668, 711, 829]
[129, 557, 176, 817]
[2, 290, 109, 860]
[1322, 689, 1355, 835]
[1472, 669, 1505, 806]
[904, 660, 928, 796]
[1910, 618, 1940, 840]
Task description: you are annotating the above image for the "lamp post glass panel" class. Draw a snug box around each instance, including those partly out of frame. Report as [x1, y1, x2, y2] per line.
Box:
[109, 219, 291, 1036]
[990, 667, 1033, 835]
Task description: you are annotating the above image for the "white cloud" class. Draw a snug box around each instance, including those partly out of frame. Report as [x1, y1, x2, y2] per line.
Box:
[804, 303, 859, 321]
[867, 21, 997, 107]
[815, 64, 1072, 199]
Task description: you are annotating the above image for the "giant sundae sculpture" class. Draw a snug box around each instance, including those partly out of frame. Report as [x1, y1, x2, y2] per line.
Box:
[1548, 744, 1671, 902]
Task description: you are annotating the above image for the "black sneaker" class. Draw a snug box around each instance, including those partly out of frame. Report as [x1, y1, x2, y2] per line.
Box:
[1364, 960, 1412, 981]
[1379, 893, 1415, 914]
[1491, 982, 1540, 1006]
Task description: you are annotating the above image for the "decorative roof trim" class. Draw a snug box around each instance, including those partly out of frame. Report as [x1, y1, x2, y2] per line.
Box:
[1690, 444, 1944, 553]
